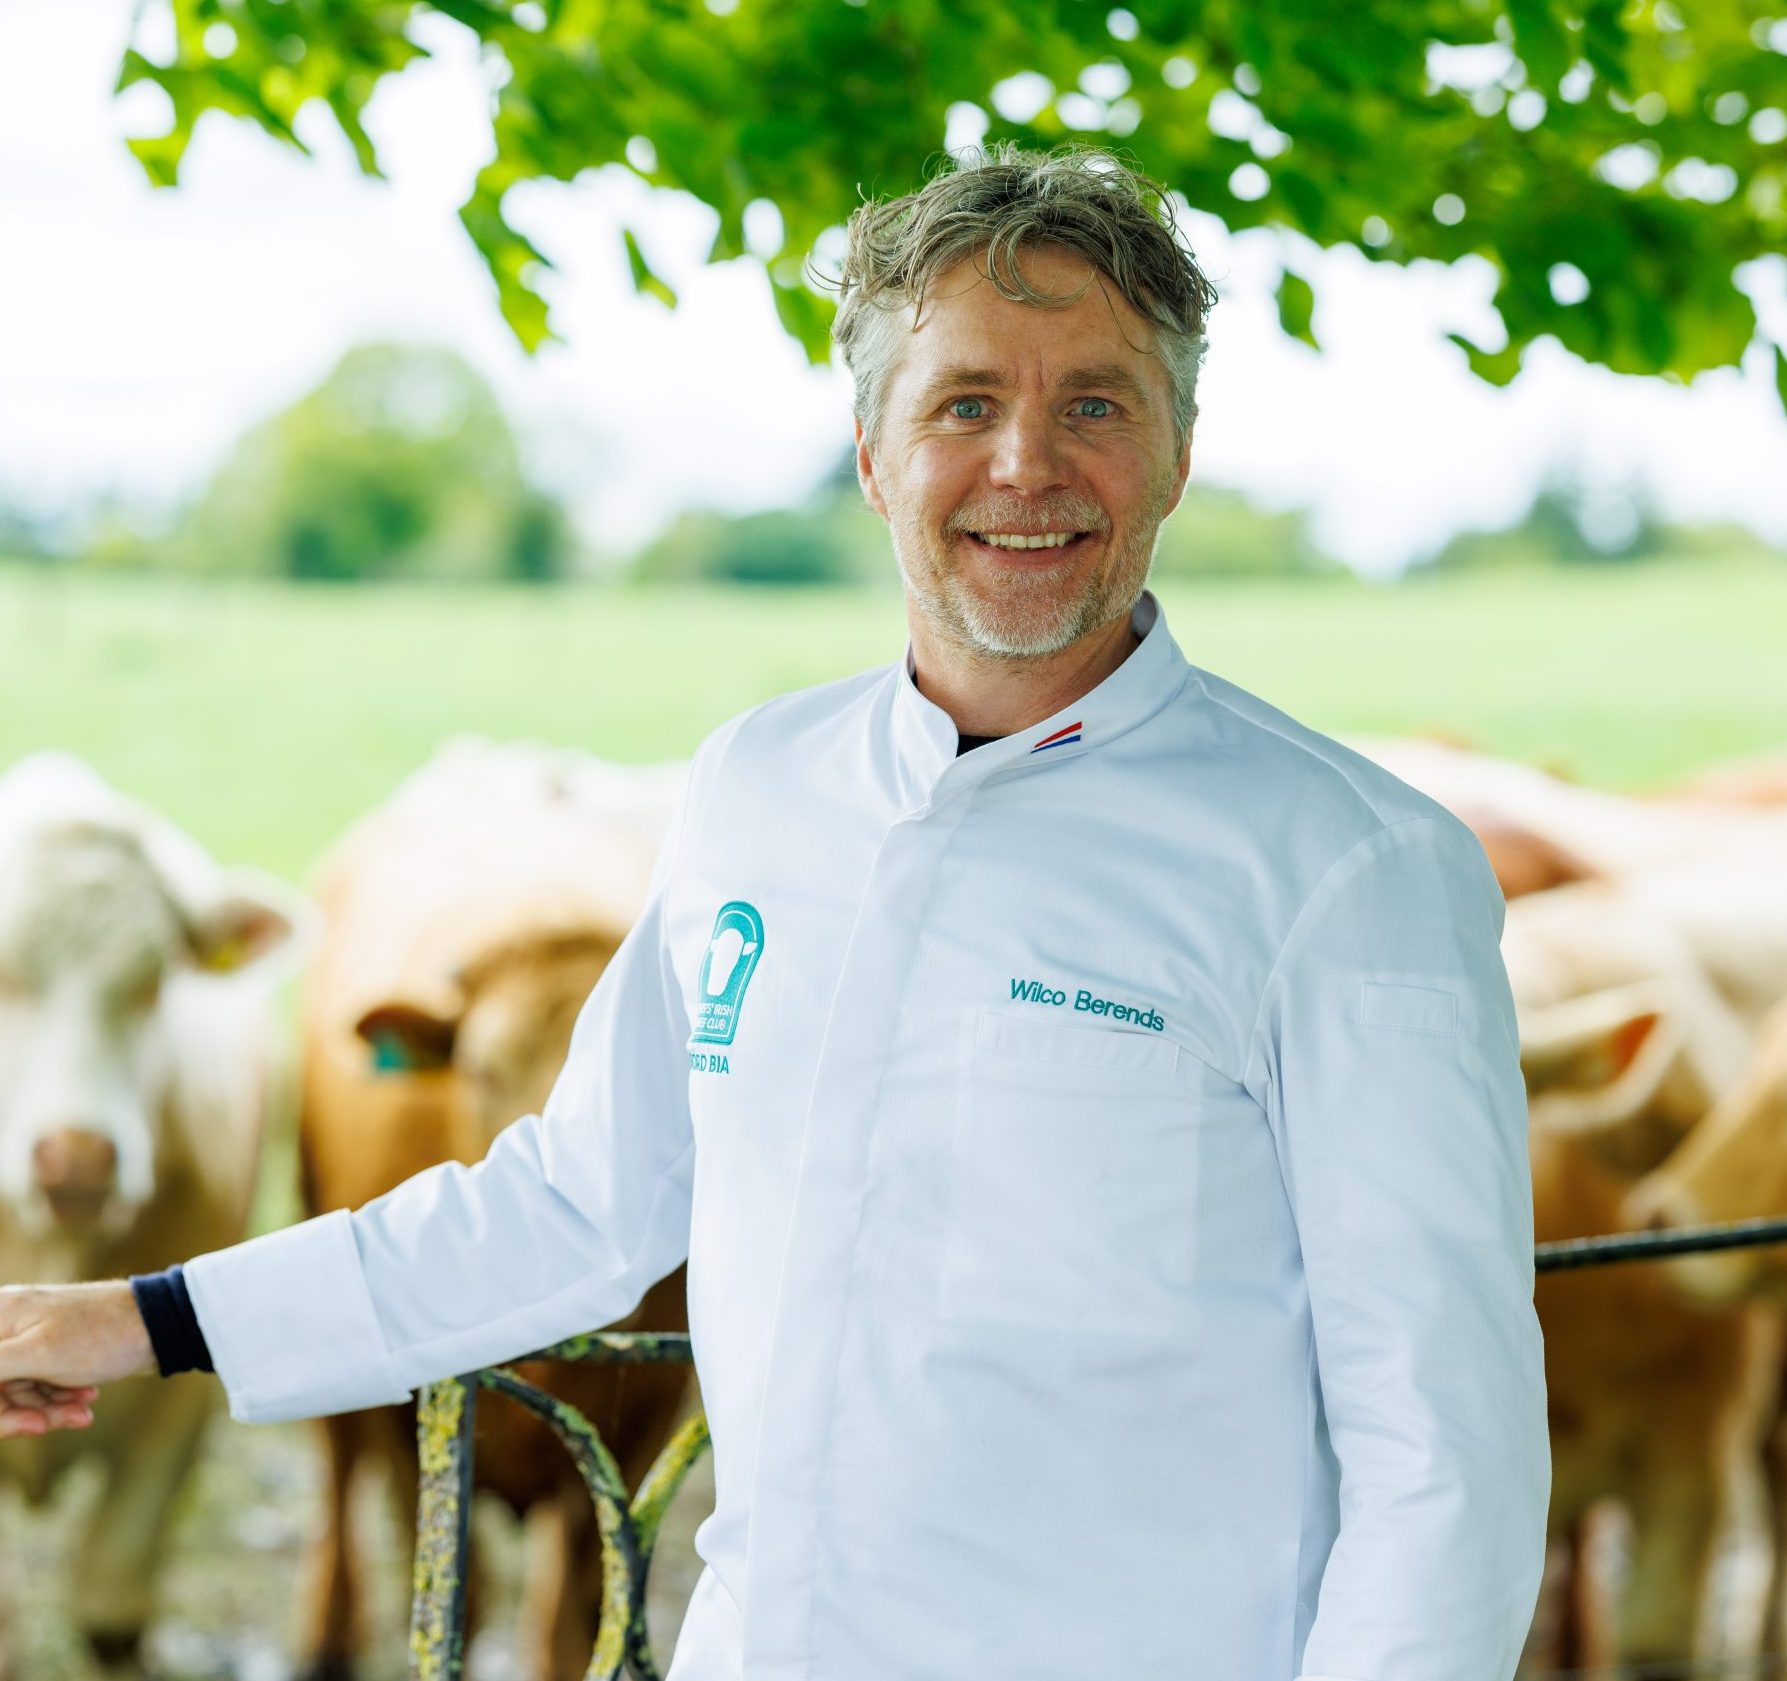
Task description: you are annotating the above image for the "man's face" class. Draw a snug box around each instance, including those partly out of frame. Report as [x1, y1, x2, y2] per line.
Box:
[857, 244, 1192, 662]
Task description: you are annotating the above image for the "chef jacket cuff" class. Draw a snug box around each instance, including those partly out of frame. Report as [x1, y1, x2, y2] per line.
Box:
[183, 1209, 411, 1423]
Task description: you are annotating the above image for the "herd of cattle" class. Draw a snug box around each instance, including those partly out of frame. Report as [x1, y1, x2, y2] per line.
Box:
[2, 734, 1786, 1679]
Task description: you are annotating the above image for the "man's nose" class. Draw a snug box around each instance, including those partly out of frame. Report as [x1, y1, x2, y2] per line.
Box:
[987, 409, 1070, 495]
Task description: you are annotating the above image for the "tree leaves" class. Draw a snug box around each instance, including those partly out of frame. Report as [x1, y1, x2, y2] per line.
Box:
[114, 0, 1787, 408]
[1275, 268, 1318, 348]
[1447, 331, 1525, 386]
[1505, 0, 1573, 92]
[623, 229, 678, 311]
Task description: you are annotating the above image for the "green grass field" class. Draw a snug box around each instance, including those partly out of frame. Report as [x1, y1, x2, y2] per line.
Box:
[4, 556, 1784, 882]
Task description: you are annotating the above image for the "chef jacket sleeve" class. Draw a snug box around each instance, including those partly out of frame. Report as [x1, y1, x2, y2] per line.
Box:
[1248, 812, 1548, 1681]
[182, 800, 699, 1425]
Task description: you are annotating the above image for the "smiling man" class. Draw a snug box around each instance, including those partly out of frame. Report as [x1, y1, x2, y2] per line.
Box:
[0, 146, 1547, 1681]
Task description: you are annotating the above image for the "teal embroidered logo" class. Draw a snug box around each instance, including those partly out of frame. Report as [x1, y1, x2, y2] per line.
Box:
[692, 901, 765, 1046]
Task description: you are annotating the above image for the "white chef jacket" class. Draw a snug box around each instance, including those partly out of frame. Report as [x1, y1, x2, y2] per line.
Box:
[186, 592, 1548, 1681]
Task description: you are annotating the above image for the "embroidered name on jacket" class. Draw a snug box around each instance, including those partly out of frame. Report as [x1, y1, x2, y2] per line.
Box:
[1009, 977, 1165, 1032]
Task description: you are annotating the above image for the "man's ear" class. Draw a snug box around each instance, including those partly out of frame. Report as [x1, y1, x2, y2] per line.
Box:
[1160, 428, 1193, 521]
[855, 418, 889, 522]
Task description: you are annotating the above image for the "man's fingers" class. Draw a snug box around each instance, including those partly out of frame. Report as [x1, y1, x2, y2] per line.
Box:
[0, 1399, 96, 1437]
[0, 1379, 98, 1405]
[0, 1372, 103, 1437]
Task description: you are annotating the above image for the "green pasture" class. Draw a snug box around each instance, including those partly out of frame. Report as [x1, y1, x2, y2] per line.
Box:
[4, 555, 1784, 883]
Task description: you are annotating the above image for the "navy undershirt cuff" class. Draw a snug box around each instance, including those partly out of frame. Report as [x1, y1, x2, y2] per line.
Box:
[128, 1263, 215, 1377]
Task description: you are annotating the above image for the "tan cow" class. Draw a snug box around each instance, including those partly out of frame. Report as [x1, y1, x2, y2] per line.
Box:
[0, 753, 306, 1670]
[1618, 1001, 1787, 1659]
[295, 740, 694, 1681]
[1666, 753, 1787, 808]
[1505, 886, 1779, 1670]
[1353, 735, 1781, 876]
[1633, 1003, 1787, 1305]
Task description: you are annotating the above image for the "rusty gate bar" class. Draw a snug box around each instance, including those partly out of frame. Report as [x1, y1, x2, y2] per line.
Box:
[410, 1373, 477, 1681]
[524, 1330, 700, 1366]
[1535, 1214, 1787, 1273]
[1526, 1658, 1787, 1678]
[408, 1334, 702, 1681]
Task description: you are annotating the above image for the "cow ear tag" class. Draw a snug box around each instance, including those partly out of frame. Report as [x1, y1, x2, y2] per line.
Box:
[369, 1034, 412, 1074]
[356, 1004, 458, 1074]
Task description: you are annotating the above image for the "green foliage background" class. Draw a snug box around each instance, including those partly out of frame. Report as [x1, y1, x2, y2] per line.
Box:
[120, 0, 1787, 403]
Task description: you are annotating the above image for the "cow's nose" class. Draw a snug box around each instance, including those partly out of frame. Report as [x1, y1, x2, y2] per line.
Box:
[31, 1127, 119, 1197]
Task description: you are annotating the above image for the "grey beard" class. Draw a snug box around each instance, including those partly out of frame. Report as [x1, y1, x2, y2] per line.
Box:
[896, 524, 1157, 663]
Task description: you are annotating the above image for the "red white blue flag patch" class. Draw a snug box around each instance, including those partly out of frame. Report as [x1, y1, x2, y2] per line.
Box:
[1030, 721, 1083, 754]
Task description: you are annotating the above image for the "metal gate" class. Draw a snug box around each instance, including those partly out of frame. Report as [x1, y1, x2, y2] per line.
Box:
[406, 1216, 1787, 1681]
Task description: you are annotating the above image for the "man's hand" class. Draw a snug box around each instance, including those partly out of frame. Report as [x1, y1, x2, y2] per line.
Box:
[0, 1280, 159, 1438]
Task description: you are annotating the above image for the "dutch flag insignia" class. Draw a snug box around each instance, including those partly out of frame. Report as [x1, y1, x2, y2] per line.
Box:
[1030, 721, 1083, 754]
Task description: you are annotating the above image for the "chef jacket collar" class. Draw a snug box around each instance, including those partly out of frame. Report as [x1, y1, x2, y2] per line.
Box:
[890, 590, 1191, 805]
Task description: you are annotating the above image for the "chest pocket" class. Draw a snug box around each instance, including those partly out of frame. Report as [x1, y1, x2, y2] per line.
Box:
[940, 1010, 1230, 1336]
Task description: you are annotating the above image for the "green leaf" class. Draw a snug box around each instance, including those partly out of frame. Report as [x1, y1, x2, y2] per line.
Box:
[624, 229, 678, 310]
[1775, 343, 1787, 419]
[1447, 332, 1523, 386]
[1504, 0, 1571, 91]
[769, 275, 835, 364]
[459, 183, 555, 352]
[127, 132, 188, 189]
[1275, 269, 1318, 349]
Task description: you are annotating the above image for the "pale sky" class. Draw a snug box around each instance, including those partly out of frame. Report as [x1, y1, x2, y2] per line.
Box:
[2, 0, 1784, 573]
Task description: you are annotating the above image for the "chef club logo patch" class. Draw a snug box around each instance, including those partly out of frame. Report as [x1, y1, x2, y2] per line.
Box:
[692, 901, 764, 1046]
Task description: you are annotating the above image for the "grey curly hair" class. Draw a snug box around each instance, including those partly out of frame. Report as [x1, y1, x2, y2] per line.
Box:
[832, 144, 1217, 449]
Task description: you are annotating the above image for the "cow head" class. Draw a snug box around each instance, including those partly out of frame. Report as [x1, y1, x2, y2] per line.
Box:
[353, 929, 622, 1150]
[1503, 883, 1753, 1185]
[1518, 979, 1746, 1178]
[1455, 806, 1598, 901]
[0, 775, 302, 1243]
[1623, 1000, 1787, 1304]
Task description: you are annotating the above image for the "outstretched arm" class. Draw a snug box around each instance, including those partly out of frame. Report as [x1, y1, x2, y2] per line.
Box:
[183, 833, 699, 1424]
[0, 784, 701, 1431]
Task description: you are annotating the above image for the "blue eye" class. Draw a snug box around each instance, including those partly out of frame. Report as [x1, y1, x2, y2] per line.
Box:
[1075, 397, 1113, 418]
[950, 397, 985, 419]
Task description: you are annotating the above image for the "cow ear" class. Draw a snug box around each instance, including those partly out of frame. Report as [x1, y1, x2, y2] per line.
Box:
[183, 870, 312, 976]
[1522, 985, 1663, 1108]
[1521, 982, 1719, 1174]
[355, 1003, 458, 1074]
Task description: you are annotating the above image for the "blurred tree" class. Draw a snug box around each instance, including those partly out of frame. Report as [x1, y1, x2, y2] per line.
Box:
[0, 500, 61, 564]
[1151, 484, 1336, 575]
[120, 1, 1787, 407]
[633, 484, 893, 587]
[1424, 471, 1782, 570]
[630, 471, 1332, 585]
[1421, 468, 1659, 568]
[169, 343, 574, 581]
